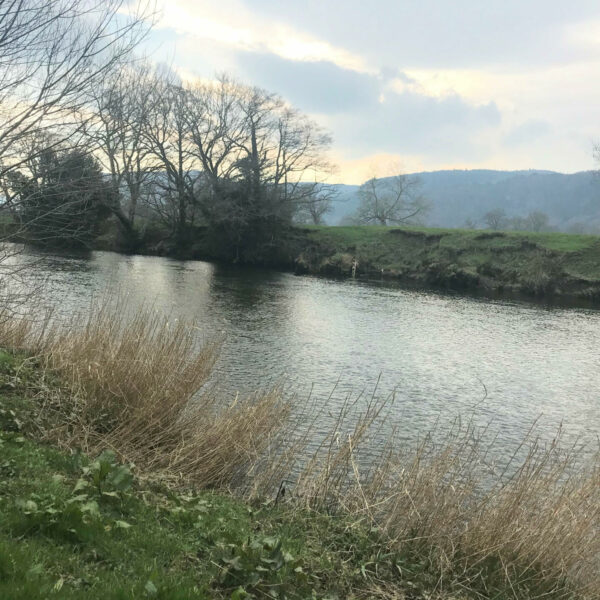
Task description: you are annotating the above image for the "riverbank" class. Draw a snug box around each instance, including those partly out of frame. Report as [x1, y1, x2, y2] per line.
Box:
[0, 306, 598, 599]
[0, 359, 400, 600]
[93, 223, 600, 306]
[295, 226, 600, 304]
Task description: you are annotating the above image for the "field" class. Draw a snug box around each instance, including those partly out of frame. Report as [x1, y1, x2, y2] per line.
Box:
[296, 226, 600, 302]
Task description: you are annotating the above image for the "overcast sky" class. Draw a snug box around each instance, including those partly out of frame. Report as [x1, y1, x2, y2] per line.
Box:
[140, 0, 600, 183]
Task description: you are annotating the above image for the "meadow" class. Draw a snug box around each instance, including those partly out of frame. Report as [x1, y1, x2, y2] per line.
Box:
[297, 226, 600, 302]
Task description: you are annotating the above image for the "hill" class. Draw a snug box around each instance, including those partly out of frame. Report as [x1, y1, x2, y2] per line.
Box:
[327, 169, 600, 232]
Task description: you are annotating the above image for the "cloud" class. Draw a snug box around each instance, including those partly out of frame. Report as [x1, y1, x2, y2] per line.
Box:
[152, 0, 373, 74]
[232, 52, 502, 164]
[504, 120, 552, 147]
[240, 0, 600, 68]
[234, 52, 380, 113]
[329, 88, 501, 161]
[133, 0, 600, 175]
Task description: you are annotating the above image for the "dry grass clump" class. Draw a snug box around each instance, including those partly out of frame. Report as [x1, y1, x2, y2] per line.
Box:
[291, 409, 600, 598]
[0, 300, 291, 489]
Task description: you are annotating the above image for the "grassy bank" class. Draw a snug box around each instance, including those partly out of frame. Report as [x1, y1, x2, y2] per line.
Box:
[1, 305, 599, 599]
[295, 226, 600, 303]
[19, 212, 600, 304]
[0, 373, 402, 599]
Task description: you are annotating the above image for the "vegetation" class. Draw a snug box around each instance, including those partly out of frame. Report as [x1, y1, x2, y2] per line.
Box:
[0, 397, 399, 599]
[0, 305, 598, 599]
[295, 225, 600, 302]
[354, 173, 428, 226]
[482, 209, 551, 232]
[0, 3, 333, 262]
[7, 145, 114, 249]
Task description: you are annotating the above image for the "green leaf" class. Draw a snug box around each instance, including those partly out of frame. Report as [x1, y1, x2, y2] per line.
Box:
[18, 499, 38, 514]
[26, 563, 44, 580]
[73, 478, 89, 492]
[262, 536, 279, 550]
[97, 449, 117, 465]
[80, 500, 100, 517]
[222, 556, 244, 571]
[115, 520, 132, 529]
[230, 587, 249, 600]
[107, 464, 133, 491]
[66, 494, 89, 505]
[144, 580, 158, 597]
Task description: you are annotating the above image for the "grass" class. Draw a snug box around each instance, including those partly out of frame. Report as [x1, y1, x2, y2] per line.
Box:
[0, 300, 291, 491]
[297, 226, 600, 301]
[305, 225, 599, 253]
[0, 352, 482, 599]
[0, 305, 599, 599]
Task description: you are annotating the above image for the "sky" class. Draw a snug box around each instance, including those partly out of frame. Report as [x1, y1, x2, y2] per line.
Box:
[138, 0, 600, 184]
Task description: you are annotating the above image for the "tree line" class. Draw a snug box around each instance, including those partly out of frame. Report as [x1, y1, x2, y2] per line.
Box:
[472, 209, 551, 232]
[0, 1, 336, 262]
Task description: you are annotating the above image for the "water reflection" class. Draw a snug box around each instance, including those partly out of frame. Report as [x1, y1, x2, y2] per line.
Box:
[9, 247, 600, 457]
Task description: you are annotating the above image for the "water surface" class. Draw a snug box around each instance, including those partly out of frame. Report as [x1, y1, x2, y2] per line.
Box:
[12, 249, 600, 456]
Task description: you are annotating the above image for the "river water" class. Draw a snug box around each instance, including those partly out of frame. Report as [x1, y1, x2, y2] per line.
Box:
[10, 248, 600, 457]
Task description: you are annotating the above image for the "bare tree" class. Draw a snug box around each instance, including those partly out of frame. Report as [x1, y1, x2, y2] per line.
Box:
[186, 77, 246, 186]
[0, 0, 153, 307]
[141, 77, 201, 246]
[269, 105, 334, 217]
[525, 211, 549, 232]
[183, 78, 333, 255]
[77, 71, 335, 256]
[83, 62, 159, 244]
[0, 0, 153, 179]
[483, 208, 507, 230]
[294, 183, 337, 225]
[356, 173, 427, 226]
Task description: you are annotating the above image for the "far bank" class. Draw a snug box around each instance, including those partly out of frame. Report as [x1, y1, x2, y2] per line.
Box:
[91, 224, 600, 307]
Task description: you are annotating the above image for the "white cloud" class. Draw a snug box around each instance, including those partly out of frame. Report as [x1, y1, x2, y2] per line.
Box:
[152, 0, 373, 74]
[565, 19, 600, 49]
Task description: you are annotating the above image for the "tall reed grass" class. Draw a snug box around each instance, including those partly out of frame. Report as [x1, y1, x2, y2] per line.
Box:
[293, 413, 600, 597]
[0, 300, 291, 488]
[0, 301, 598, 597]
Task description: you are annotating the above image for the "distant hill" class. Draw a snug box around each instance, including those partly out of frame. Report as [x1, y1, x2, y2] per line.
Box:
[327, 169, 600, 232]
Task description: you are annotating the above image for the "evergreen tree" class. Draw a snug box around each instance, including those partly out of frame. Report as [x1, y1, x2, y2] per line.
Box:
[9, 147, 114, 249]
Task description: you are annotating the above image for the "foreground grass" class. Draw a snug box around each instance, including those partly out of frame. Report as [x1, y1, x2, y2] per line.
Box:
[298, 226, 600, 301]
[2, 434, 397, 599]
[1, 304, 598, 600]
[0, 351, 471, 599]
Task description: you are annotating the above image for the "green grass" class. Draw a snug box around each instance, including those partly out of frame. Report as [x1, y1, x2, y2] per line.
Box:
[297, 225, 600, 300]
[304, 225, 599, 253]
[0, 350, 480, 600]
[0, 341, 595, 599]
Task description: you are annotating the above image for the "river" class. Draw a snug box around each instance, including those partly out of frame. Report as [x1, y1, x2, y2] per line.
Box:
[8, 248, 600, 457]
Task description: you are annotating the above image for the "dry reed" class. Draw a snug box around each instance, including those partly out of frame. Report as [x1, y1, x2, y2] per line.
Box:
[0, 299, 291, 489]
[291, 411, 600, 597]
